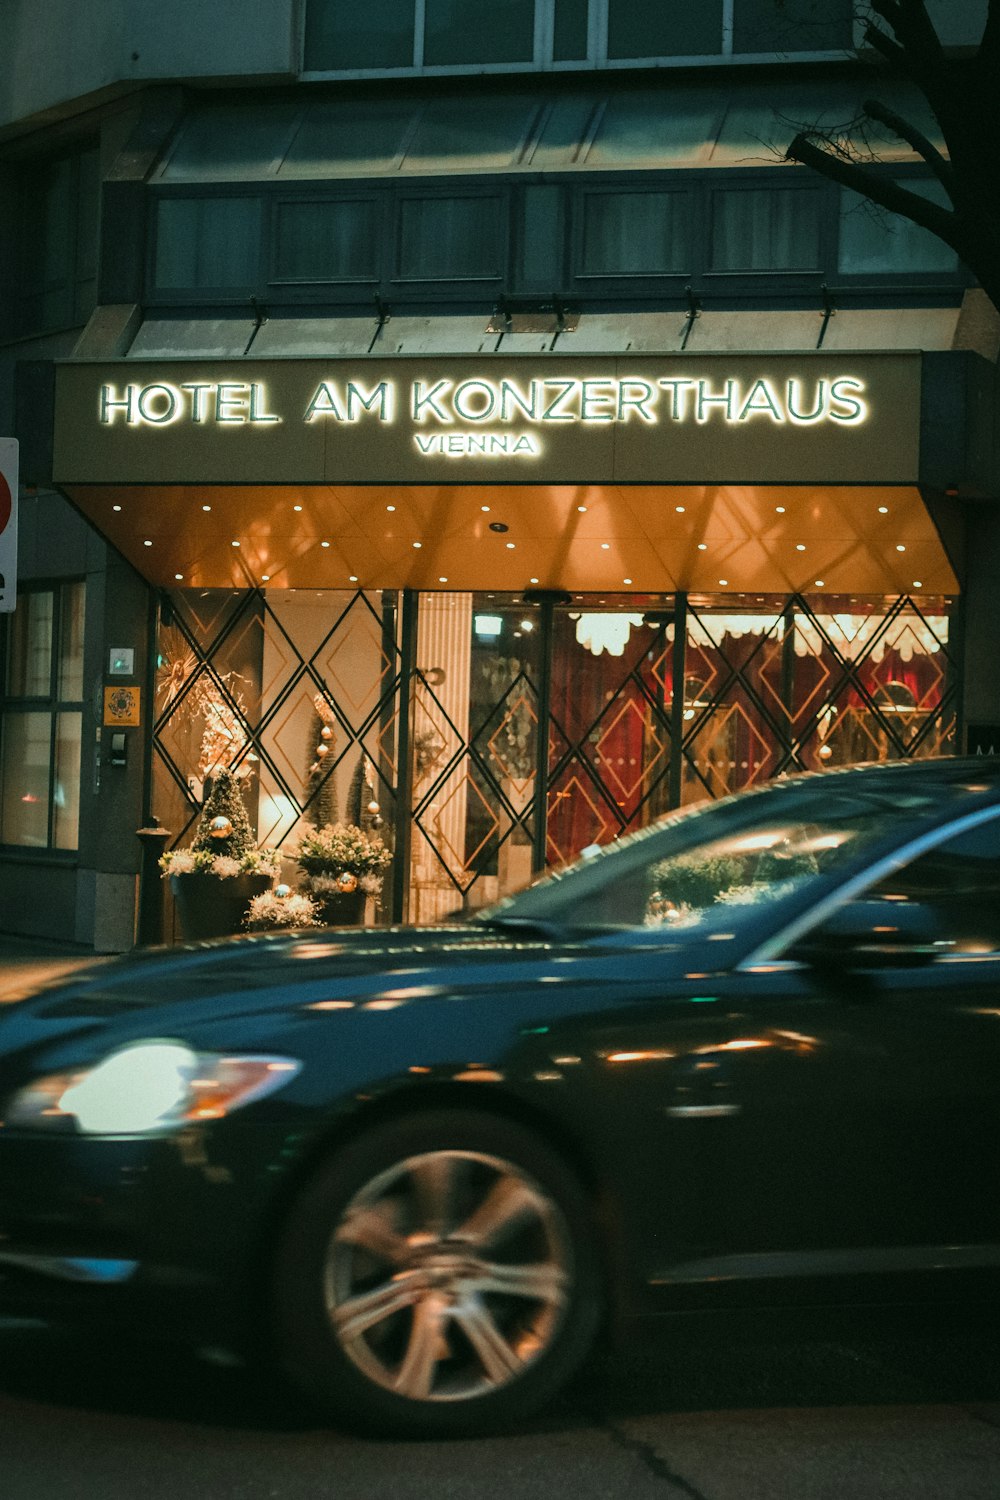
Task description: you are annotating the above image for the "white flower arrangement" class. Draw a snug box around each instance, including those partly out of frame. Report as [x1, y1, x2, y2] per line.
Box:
[160, 846, 281, 880]
[245, 889, 320, 930]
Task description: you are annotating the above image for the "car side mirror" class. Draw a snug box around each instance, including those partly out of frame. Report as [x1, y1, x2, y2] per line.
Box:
[789, 898, 944, 971]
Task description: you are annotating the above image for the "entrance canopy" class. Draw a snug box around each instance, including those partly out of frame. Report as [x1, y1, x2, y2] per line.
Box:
[62, 481, 956, 595]
[53, 350, 959, 594]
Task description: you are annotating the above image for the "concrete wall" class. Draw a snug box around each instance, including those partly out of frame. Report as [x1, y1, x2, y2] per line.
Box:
[0, 490, 152, 950]
[0, 0, 297, 133]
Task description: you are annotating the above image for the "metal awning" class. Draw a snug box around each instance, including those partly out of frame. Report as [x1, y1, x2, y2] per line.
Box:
[154, 76, 945, 182]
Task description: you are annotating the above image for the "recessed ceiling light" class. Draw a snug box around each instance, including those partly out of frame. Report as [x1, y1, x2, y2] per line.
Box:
[815, 579, 825, 587]
[878, 505, 889, 513]
[913, 580, 923, 588]
[796, 544, 806, 551]
[719, 579, 728, 586]
[112, 504, 122, 512]
[321, 541, 330, 548]
[349, 575, 358, 582]
[202, 504, 211, 512]
[231, 540, 240, 548]
[506, 542, 515, 549]
[697, 543, 707, 551]
[262, 574, 270, 581]
[386, 505, 396, 512]
[623, 577, 632, 584]
[438, 576, 448, 583]
[143, 539, 152, 547]
[601, 543, 610, 550]
[675, 506, 685, 513]
[481, 505, 490, 512]
[896, 544, 906, 552]
[530, 577, 539, 584]
[577, 505, 587, 513]
[293, 505, 303, 512]
[413, 541, 422, 549]
[174, 573, 183, 580]
[775, 506, 785, 514]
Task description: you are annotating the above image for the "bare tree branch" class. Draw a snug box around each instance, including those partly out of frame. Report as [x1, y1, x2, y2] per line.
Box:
[861, 96, 955, 193]
[862, 19, 908, 71]
[866, 0, 948, 85]
[784, 3, 1000, 311]
[785, 133, 958, 245]
[873, 0, 946, 64]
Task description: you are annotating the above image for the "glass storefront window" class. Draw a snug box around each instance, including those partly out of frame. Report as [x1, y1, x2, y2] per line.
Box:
[0, 581, 85, 851]
[151, 586, 956, 932]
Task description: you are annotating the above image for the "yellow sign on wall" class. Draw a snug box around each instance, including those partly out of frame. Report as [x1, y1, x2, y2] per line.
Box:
[104, 685, 141, 727]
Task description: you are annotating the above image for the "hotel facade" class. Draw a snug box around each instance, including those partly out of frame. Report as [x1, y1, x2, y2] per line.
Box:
[2, 0, 999, 948]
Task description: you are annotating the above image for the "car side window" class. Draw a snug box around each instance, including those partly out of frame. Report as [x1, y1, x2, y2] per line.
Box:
[843, 813, 1000, 957]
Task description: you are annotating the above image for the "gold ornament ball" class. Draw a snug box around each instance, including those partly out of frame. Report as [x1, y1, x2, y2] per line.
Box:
[366, 799, 380, 815]
[275, 883, 291, 899]
[337, 872, 358, 893]
[320, 725, 333, 740]
[209, 815, 233, 839]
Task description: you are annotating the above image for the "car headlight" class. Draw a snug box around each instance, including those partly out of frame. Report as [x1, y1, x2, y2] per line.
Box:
[2, 1040, 302, 1135]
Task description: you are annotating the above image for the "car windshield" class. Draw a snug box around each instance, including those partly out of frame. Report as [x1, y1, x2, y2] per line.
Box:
[480, 771, 981, 939]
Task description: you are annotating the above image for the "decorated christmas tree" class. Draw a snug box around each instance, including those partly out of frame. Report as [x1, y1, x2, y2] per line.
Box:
[347, 751, 384, 836]
[191, 767, 256, 861]
[303, 695, 338, 827]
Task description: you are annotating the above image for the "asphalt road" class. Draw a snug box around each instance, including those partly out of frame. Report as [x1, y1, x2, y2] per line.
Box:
[1, 1305, 997, 1500]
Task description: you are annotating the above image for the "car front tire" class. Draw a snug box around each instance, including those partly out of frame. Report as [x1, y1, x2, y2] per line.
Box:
[272, 1108, 602, 1437]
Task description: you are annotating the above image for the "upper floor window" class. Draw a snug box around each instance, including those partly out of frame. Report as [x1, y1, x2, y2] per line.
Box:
[0, 582, 85, 851]
[303, 0, 854, 74]
[9, 141, 100, 339]
[838, 179, 960, 277]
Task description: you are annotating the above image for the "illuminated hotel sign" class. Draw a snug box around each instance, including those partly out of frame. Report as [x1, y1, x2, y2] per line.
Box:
[96, 374, 869, 457]
[53, 355, 921, 487]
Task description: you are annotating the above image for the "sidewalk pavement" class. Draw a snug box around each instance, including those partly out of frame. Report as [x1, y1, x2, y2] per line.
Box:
[0, 931, 105, 1001]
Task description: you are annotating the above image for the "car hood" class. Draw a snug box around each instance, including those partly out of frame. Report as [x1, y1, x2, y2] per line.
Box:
[0, 922, 706, 1060]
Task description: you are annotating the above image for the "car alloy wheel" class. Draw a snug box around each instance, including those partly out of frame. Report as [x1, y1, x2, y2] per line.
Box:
[273, 1111, 601, 1436]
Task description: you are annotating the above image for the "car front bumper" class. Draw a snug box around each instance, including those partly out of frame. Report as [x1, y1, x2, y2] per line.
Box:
[0, 1122, 292, 1347]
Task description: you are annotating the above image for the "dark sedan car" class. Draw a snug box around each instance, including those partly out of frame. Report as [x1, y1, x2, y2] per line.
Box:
[2, 758, 1000, 1436]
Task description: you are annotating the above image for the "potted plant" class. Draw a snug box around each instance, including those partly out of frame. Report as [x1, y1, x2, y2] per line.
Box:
[293, 821, 392, 925]
[160, 768, 279, 940]
[244, 886, 321, 932]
